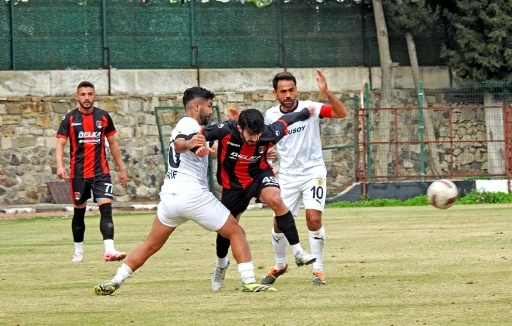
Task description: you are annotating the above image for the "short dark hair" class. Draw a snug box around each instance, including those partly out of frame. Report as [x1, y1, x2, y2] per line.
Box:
[238, 109, 264, 134]
[272, 72, 296, 90]
[77, 81, 95, 90]
[182, 87, 215, 107]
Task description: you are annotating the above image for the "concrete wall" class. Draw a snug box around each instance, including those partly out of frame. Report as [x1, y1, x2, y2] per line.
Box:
[0, 67, 452, 206]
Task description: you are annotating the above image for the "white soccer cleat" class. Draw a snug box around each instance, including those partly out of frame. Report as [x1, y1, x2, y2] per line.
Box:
[294, 250, 316, 267]
[72, 252, 84, 263]
[211, 260, 229, 292]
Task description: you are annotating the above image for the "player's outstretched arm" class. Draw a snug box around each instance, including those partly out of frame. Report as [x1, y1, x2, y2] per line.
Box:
[316, 69, 347, 119]
[276, 107, 312, 126]
[175, 133, 206, 153]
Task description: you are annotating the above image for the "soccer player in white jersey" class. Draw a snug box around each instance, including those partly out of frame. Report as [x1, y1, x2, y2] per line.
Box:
[262, 70, 348, 285]
[94, 87, 276, 295]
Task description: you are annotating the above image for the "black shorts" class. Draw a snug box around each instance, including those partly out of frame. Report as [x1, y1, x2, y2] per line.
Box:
[70, 174, 114, 205]
[221, 169, 280, 217]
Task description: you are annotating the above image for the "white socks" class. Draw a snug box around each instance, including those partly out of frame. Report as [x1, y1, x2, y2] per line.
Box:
[216, 256, 229, 269]
[237, 262, 256, 284]
[74, 242, 84, 254]
[271, 226, 326, 272]
[112, 263, 133, 284]
[271, 229, 288, 269]
[104, 239, 115, 253]
[309, 227, 325, 272]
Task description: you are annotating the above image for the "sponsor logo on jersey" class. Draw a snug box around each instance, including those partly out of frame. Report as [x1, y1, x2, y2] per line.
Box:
[287, 125, 306, 135]
[78, 131, 101, 138]
[78, 131, 102, 144]
[228, 142, 241, 147]
[71, 122, 82, 126]
[96, 120, 103, 129]
[229, 152, 261, 163]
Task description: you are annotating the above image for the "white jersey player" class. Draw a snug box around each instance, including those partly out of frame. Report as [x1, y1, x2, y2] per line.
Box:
[94, 87, 277, 295]
[262, 70, 348, 286]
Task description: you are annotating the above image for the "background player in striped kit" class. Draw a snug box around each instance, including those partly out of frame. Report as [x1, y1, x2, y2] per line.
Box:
[263, 70, 348, 285]
[56, 81, 128, 263]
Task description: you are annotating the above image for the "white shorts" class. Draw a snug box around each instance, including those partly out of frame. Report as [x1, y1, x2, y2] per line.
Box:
[157, 185, 230, 232]
[279, 173, 327, 217]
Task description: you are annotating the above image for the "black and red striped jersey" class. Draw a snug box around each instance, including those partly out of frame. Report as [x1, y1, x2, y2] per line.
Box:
[56, 107, 116, 178]
[201, 108, 310, 190]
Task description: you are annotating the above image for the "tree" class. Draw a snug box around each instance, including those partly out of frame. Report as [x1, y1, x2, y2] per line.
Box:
[442, 0, 512, 175]
[371, 0, 394, 180]
[384, 0, 442, 176]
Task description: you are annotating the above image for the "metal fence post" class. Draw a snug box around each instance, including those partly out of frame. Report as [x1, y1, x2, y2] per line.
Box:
[9, 0, 15, 70]
[364, 81, 372, 182]
[418, 80, 425, 181]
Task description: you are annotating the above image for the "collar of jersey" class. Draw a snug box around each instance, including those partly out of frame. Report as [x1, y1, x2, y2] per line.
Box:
[279, 101, 299, 114]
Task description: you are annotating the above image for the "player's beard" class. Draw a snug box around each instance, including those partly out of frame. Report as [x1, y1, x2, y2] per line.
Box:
[199, 112, 210, 125]
[279, 97, 296, 110]
[240, 133, 258, 146]
[79, 100, 94, 111]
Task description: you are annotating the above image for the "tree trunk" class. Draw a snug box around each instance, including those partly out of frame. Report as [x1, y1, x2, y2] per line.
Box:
[372, 0, 393, 181]
[405, 32, 442, 176]
[483, 92, 505, 175]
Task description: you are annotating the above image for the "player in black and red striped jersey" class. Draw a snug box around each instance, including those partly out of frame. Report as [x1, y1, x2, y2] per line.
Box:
[56, 81, 128, 263]
[201, 107, 317, 291]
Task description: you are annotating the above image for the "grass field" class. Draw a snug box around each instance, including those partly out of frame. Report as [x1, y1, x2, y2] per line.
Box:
[0, 204, 511, 326]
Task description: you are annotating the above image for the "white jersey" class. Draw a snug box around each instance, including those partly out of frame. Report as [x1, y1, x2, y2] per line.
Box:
[160, 117, 209, 193]
[265, 100, 326, 177]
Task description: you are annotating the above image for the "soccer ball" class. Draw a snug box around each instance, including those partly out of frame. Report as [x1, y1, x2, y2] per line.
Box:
[427, 179, 458, 209]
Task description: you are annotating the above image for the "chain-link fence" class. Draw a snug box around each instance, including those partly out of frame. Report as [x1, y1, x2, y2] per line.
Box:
[0, 0, 447, 70]
[358, 81, 512, 189]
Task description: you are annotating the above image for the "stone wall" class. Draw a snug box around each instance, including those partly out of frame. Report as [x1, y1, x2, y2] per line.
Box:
[0, 67, 453, 205]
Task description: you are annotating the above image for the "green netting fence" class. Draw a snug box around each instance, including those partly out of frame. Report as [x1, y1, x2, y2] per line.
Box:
[0, 0, 447, 71]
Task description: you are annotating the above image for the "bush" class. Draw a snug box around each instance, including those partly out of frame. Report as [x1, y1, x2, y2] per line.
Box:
[327, 190, 512, 208]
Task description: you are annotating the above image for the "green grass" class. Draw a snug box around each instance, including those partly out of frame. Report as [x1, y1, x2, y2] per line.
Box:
[1, 204, 511, 325]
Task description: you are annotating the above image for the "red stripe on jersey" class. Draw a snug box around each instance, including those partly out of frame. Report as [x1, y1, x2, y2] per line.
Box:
[100, 115, 109, 174]
[319, 104, 333, 118]
[235, 143, 255, 189]
[220, 134, 232, 189]
[69, 116, 77, 178]
[82, 114, 95, 177]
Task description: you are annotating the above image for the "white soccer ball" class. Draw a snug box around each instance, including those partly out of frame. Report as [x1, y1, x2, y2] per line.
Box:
[427, 179, 458, 209]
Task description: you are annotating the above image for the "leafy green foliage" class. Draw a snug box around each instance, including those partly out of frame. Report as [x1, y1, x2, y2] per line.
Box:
[457, 189, 512, 204]
[441, 0, 512, 81]
[327, 189, 512, 208]
[384, 0, 439, 35]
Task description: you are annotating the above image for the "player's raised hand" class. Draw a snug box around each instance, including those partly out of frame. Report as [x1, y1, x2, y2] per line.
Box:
[227, 107, 240, 120]
[316, 69, 328, 93]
